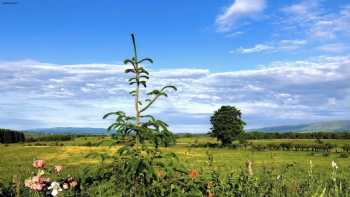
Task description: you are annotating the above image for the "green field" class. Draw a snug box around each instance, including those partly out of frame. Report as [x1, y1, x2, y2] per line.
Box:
[1, 136, 350, 182]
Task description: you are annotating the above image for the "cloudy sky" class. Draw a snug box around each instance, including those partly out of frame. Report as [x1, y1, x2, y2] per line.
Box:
[0, 0, 349, 132]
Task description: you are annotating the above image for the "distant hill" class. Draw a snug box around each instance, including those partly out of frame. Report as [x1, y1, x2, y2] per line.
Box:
[25, 120, 350, 134]
[252, 120, 350, 133]
[27, 127, 107, 135]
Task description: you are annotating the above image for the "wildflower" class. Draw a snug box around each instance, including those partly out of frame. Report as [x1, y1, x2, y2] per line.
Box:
[54, 165, 63, 174]
[245, 160, 253, 176]
[32, 160, 45, 169]
[63, 183, 69, 190]
[66, 176, 78, 188]
[48, 182, 62, 196]
[31, 182, 44, 192]
[67, 176, 74, 182]
[156, 170, 166, 178]
[331, 160, 338, 170]
[70, 180, 78, 188]
[32, 175, 45, 183]
[24, 176, 46, 192]
[38, 169, 45, 176]
[207, 191, 214, 197]
[189, 169, 199, 178]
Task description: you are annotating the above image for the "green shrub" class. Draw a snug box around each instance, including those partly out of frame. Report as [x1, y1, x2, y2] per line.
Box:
[26, 134, 74, 143]
[339, 153, 349, 158]
[323, 152, 330, 157]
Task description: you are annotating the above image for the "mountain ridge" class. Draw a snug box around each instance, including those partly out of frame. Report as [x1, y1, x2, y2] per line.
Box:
[25, 120, 350, 134]
[252, 120, 350, 133]
[26, 127, 107, 135]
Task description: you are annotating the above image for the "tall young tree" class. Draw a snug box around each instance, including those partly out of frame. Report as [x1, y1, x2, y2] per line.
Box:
[103, 33, 177, 147]
[100, 34, 188, 196]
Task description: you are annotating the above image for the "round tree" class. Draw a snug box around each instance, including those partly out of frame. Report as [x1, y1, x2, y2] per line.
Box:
[210, 106, 246, 145]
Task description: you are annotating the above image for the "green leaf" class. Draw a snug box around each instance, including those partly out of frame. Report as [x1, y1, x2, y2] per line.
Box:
[128, 77, 137, 82]
[139, 67, 150, 75]
[103, 111, 123, 119]
[139, 75, 149, 80]
[125, 68, 136, 73]
[140, 81, 147, 88]
[138, 58, 154, 64]
[129, 90, 136, 95]
[107, 123, 118, 131]
[161, 85, 177, 92]
[124, 59, 135, 66]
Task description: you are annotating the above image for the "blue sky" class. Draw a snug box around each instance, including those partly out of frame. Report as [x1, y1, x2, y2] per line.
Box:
[0, 0, 350, 132]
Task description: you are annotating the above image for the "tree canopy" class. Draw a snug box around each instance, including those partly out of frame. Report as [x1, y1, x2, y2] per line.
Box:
[210, 106, 245, 145]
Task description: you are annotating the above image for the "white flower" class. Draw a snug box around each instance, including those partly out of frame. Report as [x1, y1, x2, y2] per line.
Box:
[48, 182, 62, 196]
[331, 160, 338, 169]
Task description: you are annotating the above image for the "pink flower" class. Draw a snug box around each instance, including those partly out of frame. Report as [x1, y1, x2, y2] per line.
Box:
[54, 165, 63, 174]
[24, 176, 46, 192]
[24, 179, 33, 187]
[63, 183, 69, 190]
[66, 176, 78, 188]
[31, 182, 45, 192]
[32, 175, 45, 184]
[69, 180, 78, 188]
[32, 160, 46, 169]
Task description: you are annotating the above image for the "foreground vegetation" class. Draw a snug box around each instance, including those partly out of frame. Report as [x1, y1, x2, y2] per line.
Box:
[1, 137, 350, 196]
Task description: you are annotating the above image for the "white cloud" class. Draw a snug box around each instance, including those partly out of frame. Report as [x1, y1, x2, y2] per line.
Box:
[282, 1, 350, 40]
[282, 0, 320, 20]
[234, 39, 307, 54]
[318, 43, 348, 53]
[0, 56, 349, 132]
[216, 0, 266, 32]
[278, 39, 307, 50]
[226, 31, 244, 37]
[235, 44, 273, 54]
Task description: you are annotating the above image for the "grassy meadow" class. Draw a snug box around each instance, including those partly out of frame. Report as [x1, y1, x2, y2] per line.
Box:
[1, 136, 350, 183]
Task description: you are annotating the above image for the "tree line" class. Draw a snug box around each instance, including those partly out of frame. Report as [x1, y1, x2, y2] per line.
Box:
[244, 131, 350, 140]
[0, 128, 25, 143]
[25, 134, 75, 142]
[251, 143, 336, 152]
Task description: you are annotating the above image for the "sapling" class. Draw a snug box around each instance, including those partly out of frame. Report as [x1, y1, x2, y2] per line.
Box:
[103, 33, 177, 147]
[102, 34, 193, 196]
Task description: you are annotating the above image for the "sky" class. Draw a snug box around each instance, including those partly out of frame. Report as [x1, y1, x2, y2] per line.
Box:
[0, 0, 350, 132]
